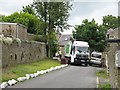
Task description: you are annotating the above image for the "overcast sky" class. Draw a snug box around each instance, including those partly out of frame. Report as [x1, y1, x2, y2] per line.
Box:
[0, 0, 119, 34]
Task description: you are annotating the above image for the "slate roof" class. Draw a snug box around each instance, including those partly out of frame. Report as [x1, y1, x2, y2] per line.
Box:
[59, 34, 72, 46]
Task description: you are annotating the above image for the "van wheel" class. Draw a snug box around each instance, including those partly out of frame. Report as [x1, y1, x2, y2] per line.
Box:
[99, 64, 102, 67]
[89, 63, 92, 66]
[85, 63, 88, 66]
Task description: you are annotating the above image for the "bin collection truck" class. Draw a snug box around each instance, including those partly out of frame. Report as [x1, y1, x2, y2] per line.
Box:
[64, 41, 90, 66]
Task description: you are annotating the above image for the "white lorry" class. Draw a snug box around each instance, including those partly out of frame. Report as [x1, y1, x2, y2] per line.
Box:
[65, 41, 90, 66]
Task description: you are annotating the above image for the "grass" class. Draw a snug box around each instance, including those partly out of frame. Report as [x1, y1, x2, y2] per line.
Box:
[98, 83, 112, 89]
[2, 59, 61, 82]
[97, 69, 112, 89]
[96, 69, 109, 79]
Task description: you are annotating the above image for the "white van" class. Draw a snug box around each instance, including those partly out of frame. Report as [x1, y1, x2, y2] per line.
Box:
[90, 52, 102, 67]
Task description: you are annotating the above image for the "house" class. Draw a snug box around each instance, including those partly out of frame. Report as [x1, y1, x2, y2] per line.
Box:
[58, 34, 72, 57]
[106, 28, 119, 39]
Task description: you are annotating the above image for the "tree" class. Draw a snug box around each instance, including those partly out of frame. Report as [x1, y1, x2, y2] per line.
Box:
[0, 14, 5, 22]
[73, 19, 106, 53]
[50, 32, 58, 57]
[22, 4, 35, 15]
[33, 1, 72, 58]
[102, 15, 119, 29]
[2, 12, 44, 34]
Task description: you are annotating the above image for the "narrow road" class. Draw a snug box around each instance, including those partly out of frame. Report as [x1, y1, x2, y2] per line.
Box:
[9, 65, 97, 88]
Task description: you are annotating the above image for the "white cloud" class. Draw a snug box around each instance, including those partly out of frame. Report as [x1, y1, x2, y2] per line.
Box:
[0, 0, 33, 15]
[62, 26, 75, 34]
[90, 3, 118, 25]
[68, 2, 118, 25]
[68, 16, 83, 25]
[66, 2, 118, 34]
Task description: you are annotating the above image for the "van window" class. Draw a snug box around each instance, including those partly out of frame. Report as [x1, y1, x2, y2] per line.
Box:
[92, 54, 101, 58]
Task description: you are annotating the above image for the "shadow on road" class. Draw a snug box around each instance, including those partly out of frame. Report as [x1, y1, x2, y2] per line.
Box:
[69, 63, 103, 68]
[69, 63, 89, 67]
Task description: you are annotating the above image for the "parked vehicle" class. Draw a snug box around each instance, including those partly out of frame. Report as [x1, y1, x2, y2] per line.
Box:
[89, 52, 102, 67]
[64, 41, 90, 66]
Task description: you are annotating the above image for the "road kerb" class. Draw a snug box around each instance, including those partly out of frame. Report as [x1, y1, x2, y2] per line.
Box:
[97, 76, 99, 88]
[0, 64, 68, 89]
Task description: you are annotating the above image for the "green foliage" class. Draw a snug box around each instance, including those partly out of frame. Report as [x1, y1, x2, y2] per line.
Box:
[98, 84, 111, 89]
[103, 15, 119, 29]
[2, 12, 44, 34]
[33, 1, 72, 32]
[73, 19, 106, 52]
[22, 4, 35, 15]
[50, 32, 58, 57]
[0, 14, 4, 22]
[96, 69, 108, 79]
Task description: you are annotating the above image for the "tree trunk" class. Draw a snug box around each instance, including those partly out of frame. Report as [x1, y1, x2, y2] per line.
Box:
[48, 12, 51, 58]
[44, 2, 49, 57]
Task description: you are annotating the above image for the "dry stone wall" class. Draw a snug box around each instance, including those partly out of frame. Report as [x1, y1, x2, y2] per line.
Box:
[2, 40, 46, 68]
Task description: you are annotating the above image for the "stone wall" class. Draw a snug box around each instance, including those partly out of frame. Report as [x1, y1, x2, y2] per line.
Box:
[106, 43, 120, 88]
[27, 33, 36, 41]
[27, 33, 42, 41]
[17, 24, 27, 40]
[2, 40, 46, 68]
[0, 22, 27, 40]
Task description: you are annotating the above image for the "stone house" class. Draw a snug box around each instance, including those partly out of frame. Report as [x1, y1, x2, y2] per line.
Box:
[106, 28, 119, 39]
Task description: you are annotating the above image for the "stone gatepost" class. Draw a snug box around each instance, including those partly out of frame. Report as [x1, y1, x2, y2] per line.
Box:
[118, 1, 120, 39]
[0, 23, 2, 84]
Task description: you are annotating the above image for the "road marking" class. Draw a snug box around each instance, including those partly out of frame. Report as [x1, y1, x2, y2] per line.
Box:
[97, 76, 99, 88]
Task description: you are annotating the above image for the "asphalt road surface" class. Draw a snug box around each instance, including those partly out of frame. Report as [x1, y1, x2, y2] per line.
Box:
[9, 65, 97, 88]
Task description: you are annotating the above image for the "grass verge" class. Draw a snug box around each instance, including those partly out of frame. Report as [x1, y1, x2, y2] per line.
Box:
[96, 69, 108, 79]
[96, 69, 112, 89]
[2, 59, 61, 82]
[98, 83, 111, 89]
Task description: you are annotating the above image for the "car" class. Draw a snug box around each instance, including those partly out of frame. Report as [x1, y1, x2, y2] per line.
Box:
[89, 52, 102, 67]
